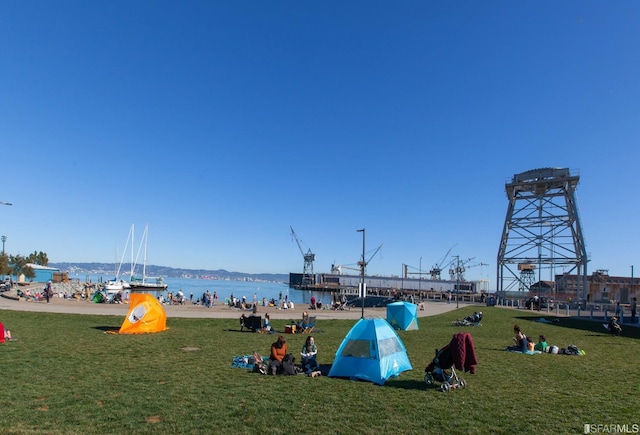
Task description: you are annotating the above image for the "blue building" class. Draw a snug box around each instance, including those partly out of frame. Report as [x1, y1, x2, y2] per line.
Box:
[19, 263, 61, 283]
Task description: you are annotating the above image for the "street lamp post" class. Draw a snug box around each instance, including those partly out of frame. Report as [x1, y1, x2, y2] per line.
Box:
[455, 255, 460, 309]
[1, 202, 10, 257]
[357, 229, 365, 319]
[632, 266, 636, 324]
[419, 257, 422, 295]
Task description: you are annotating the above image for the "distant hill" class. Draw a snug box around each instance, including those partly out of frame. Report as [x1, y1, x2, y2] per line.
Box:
[50, 262, 289, 283]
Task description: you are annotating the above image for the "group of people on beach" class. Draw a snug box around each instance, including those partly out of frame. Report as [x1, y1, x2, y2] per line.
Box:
[18, 281, 54, 303]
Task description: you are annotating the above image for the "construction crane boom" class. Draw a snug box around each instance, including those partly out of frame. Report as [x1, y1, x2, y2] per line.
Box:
[449, 257, 476, 281]
[331, 264, 360, 275]
[357, 243, 383, 275]
[430, 244, 457, 280]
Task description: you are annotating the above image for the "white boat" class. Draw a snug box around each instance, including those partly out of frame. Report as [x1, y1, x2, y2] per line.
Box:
[129, 224, 168, 292]
[104, 279, 130, 293]
[104, 225, 134, 294]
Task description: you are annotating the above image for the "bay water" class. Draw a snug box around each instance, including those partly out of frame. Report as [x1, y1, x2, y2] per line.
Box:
[75, 273, 332, 306]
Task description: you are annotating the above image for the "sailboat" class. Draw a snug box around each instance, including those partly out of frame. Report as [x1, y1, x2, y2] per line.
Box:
[104, 224, 133, 294]
[129, 224, 168, 292]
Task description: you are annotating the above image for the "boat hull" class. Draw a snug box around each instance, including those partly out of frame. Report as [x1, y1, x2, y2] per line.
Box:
[104, 280, 131, 294]
[129, 283, 168, 291]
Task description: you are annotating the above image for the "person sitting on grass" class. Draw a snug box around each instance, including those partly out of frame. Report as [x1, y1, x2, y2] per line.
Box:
[301, 335, 321, 376]
[1, 321, 16, 343]
[534, 335, 549, 352]
[269, 335, 288, 375]
[608, 316, 622, 336]
[506, 324, 528, 352]
[262, 313, 273, 334]
[296, 311, 310, 332]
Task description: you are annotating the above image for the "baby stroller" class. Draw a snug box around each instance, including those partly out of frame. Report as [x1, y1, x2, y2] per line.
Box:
[424, 332, 477, 392]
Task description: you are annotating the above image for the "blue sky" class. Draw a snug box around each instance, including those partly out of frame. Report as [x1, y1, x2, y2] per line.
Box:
[1, 1, 639, 288]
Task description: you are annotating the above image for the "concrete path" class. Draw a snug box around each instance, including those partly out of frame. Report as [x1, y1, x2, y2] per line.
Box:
[1, 284, 471, 320]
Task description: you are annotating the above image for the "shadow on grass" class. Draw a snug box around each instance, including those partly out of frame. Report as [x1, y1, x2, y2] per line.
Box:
[513, 316, 640, 340]
[224, 328, 262, 333]
[92, 326, 120, 333]
[385, 379, 429, 390]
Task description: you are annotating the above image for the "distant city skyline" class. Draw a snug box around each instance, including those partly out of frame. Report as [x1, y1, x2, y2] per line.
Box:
[2, 2, 639, 290]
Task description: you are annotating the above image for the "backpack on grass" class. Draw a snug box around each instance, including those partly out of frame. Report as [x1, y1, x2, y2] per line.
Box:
[282, 353, 297, 376]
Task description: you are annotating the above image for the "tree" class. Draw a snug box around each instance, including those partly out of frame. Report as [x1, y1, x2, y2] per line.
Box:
[0, 253, 10, 276]
[9, 255, 34, 281]
[27, 251, 49, 266]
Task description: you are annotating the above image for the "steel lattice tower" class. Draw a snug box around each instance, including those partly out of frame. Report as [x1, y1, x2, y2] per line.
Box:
[518, 264, 536, 292]
[497, 168, 588, 303]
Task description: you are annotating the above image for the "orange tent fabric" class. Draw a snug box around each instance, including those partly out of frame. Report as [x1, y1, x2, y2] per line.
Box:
[118, 293, 168, 334]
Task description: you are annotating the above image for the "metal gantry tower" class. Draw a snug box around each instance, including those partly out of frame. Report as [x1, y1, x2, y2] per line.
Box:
[518, 263, 536, 292]
[290, 226, 315, 287]
[497, 168, 588, 303]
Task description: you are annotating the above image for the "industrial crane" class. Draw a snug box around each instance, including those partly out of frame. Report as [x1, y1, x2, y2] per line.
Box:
[290, 226, 315, 286]
[358, 243, 383, 276]
[330, 264, 360, 275]
[430, 244, 457, 280]
[332, 243, 383, 276]
[448, 257, 478, 281]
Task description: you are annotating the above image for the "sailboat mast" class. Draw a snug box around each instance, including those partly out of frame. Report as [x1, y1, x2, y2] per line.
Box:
[130, 224, 135, 278]
[142, 224, 149, 283]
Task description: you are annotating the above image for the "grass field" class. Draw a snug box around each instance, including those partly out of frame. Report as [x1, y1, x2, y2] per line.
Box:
[0, 306, 638, 434]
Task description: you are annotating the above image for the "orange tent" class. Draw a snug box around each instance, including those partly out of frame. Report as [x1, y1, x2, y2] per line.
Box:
[118, 293, 168, 334]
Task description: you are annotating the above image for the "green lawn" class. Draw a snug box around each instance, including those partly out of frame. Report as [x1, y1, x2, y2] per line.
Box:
[0, 306, 638, 434]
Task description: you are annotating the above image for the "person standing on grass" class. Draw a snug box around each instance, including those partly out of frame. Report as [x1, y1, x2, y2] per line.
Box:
[631, 297, 637, 324]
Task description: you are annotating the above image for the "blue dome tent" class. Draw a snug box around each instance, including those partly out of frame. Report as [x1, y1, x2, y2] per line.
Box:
[386, 301, 419, 331]
[328, 318, 413, 385]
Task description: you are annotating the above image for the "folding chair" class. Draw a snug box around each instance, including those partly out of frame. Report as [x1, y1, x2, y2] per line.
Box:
[302, 316, 316, 333]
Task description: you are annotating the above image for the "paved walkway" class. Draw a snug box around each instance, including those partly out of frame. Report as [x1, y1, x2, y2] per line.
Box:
[0, 284, 469, 320]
